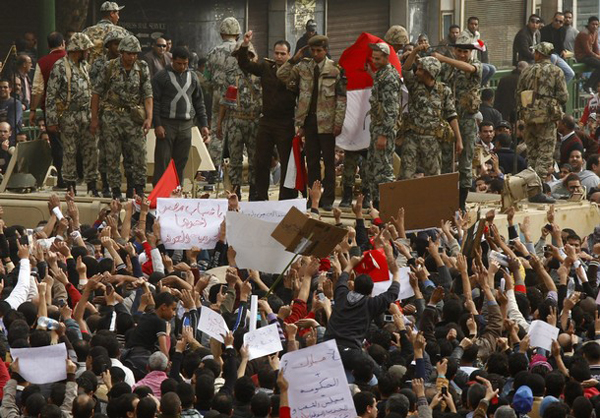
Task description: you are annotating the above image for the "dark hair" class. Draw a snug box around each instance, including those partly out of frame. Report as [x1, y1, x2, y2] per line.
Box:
[171, 46, 190, 61]
[250, 392, 271, 417]
[544, 402, 570, 418]
[50, 382, 67, 406]
[274, 40, 291, 53]
[587, 154, 600, 170]
[234, 376, 255, 404]
[354, 274, 374, 296]
[136, 397, 157, 418]
[545, 371, 566, 398]
[30, 329, 52, 347]
[73, 395, 95, 418]
[161, 378, 178, 397]
[48, 32, 64, 49]
[564, 380, 584, 407]
[73, 339, 90, 362]
[155, 291, 176, 309]
[176, 382, 195, 408]
[480, 121, 494, 131]
[160, 392, 181, 416]
[211, 393, 233, 415]
[120, 394, 140, 418]
[571, 396, 593, 418]
[41, 404, 62, 418]
[377, 373, 399, 397]
[481, 88, 494, 102]
[529, 14, 541, 22]
[353, 391, 376, 415]
[108, 367, 126, 386]
[467, 383, 486, 409]
[497, 133, 512, 148]
[108, 382, 131, 400]
[26, 393, 46, 416]
[449, 24, 460, 31]
[508, 353, 528, 377]
[589, 16, 600, 25]
[468, 16, 479, 24]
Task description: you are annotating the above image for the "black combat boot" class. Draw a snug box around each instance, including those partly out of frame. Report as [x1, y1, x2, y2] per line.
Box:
[134, 184, 145, 199]
[112, 187, 122, 200]
[361, 189, 371, 209]
[100, 173, 111, 198]
[459, 188, 469, 211]
[338, 186, 353, 208]
[87, 182, 100, 197]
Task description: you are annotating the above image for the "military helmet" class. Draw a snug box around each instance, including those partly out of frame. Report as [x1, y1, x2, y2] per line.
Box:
[67, 33, 94, 52]
[533, 42, 554, 56]
[103, 29, 125, 47]
[455, 33, 473, 45]
[419, 56, 442, 78]
[219, 17, 241, 35]
[119, 35, 142, 53]
[384, 25, 409, 46]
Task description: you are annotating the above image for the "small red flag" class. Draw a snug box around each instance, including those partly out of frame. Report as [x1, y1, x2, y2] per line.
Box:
[148, 159, 180, 208]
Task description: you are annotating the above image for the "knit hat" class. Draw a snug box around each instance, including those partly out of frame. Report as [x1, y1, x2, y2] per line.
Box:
[512, 385, 533, 414]
[529, 354, 553, 371]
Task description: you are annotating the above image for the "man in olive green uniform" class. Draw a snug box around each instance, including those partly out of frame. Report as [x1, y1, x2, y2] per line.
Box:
[82, 1, 129, 64]
[45, 33, 99, 196]
[90, 29, 124, 197]
[205, 17, 241, 183]
[91, 35, 153, 199]
[277, 35, 347, 211]
[217, 42, 262, 199]
[516, 42, 569, 184]
[364, 42, 401, 208]
[434, 33, 483, 208]
[400, 44, 463, 179]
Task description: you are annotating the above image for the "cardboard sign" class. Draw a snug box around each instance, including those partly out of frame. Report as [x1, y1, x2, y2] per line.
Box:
[379, 173, 459, 231]
[271, 207, 348, 258]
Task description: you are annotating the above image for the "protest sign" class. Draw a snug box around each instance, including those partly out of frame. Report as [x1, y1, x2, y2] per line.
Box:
[281, 339, 356, 418]
[226, 211, 296, 274]
[527, 320, 559, 351]
[371, 268, 413, 300]
[11, 343, 67, 384]
[243, 323, 283, 361]
[157, 198, 227, 250]
[198, 306, 230, 343]
[238, 199, 307, 222]
[379, 173, 459, 231]
[271, 207, 348, 258]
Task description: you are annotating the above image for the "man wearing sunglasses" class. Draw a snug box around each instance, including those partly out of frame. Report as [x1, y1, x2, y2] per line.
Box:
[540, 12, 575, 82]
[143, 37, 172, 78]
[513, 14, 542, 65]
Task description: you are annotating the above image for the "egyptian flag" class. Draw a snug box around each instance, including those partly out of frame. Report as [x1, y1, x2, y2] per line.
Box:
[148, 159, 180, 209]
[283, 134, 307, 192]
[336, 32, 402, 151]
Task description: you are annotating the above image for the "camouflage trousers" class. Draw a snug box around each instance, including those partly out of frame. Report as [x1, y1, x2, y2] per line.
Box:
[365, 134, 394, 201]
[342, 149, 367, 188]
[400, 133, 441, 179]
[225, 114, 258, 186]
[59, 110, 98, 183]
[441, 117, 477, 188]
[208, 92, 224, 168]
[102, 111, 146, 188]
[524, 121, 556, 178]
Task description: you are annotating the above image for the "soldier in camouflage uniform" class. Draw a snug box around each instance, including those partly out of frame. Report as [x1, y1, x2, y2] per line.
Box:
[217, 42, 262, 199]
[91, 35, 153, 200]
[90, 29, 125, 197]
[434, 33, 483, 208]
[364, 43, 401, 208]
[277, 35, 347, 211]
[45, 33, 99, 196]
[384, 25, 409, 54]
[82, 1, 129, 64]
[400, 44, 463, 180]
[516, 42, 569, 191]
[205, 17, 241, 182]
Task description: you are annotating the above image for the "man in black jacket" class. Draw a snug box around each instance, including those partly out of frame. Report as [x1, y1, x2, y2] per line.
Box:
[540, 12, 575, 82]
[325, 242, 400, 369]
[513, 14, 541, 65]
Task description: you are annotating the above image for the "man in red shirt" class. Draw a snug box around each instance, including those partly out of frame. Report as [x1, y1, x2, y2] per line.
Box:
[29, 32, 67, 188]
[575, 16, 600, 91]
